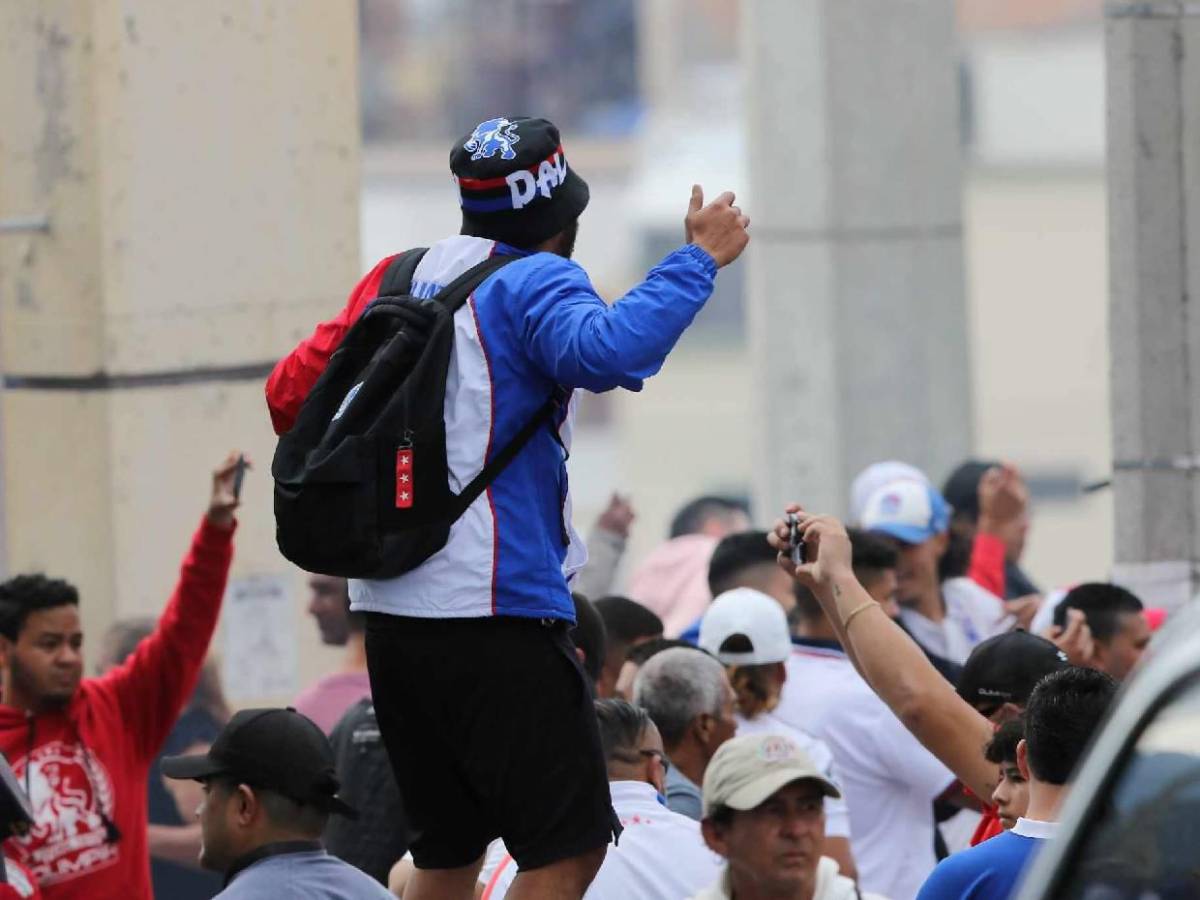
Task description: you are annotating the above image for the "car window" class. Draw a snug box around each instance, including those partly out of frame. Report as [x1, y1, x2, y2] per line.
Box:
[1058, 676, 1200, 899]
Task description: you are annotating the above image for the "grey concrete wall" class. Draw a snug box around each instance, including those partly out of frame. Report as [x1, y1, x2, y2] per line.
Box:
[1105, 0, 1200, 606]
[743, 0, 972, 517]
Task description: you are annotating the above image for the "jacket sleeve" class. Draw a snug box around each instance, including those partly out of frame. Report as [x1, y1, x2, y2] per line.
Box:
[265, 255, 398, 435]
[967, 532, 1007, 599]
[100, 517, 235, 763]
[515, 244, 718, 392]
[570, 526, 626, 601]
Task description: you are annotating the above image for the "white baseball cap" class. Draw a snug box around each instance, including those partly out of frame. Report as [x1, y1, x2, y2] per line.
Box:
[860, 479, 951, 545]
[848, 461, 930, 524]
[703, 733, 841, 818]
[699, 588, 792, 666]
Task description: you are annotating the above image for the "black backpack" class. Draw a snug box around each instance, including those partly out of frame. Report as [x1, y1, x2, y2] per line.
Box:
[272, 249, 566, 579]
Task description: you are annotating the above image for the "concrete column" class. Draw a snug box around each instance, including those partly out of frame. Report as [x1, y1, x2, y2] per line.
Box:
[742, 0, 971, 518]
[1105, 0, 1200, 607]
[0, 1, 360, 691]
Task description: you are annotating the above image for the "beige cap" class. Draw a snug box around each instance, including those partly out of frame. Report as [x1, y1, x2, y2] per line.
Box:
[702, 733, 841, 818]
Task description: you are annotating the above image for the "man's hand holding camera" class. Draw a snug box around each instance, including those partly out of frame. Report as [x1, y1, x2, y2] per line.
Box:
[768, 505, 855, 596]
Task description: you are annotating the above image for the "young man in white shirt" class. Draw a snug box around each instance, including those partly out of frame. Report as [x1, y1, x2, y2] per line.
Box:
[691, 734, 885, 900]
[699, 587, 856, 880]
[859, 479, 1010, 664]
[480, 699, 722, 899]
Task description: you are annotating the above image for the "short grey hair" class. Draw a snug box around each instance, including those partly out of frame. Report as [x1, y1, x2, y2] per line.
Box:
[633, 647, 728, 747]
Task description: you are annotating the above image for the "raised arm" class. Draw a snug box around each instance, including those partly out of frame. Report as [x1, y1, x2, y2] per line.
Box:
[768, 508, 999, 800]
[100, 455, 241, 762]
[517, 187, 749, 392]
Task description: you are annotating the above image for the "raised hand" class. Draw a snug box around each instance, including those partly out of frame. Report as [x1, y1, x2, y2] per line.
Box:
[684, 185, 750, 268]
[208, 451, 249, 529]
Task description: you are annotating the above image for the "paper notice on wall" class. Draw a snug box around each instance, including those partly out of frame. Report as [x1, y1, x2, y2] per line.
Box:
[221, 574, 298, 702]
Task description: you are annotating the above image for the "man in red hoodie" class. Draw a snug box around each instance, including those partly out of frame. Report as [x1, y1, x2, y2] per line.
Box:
[0, 454, 241, 899]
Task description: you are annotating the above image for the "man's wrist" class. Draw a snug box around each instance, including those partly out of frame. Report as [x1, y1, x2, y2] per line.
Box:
[824, 570, 860, 606]
[681, 243, 718, 278]
[205, 511, 236, 532]
[977, 514, 1005, 537]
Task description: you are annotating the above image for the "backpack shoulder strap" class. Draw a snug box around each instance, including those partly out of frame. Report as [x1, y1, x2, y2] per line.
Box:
[431, 254, 520, 314]
[377, 248, 429, 298]
[451, 385, 571, 520]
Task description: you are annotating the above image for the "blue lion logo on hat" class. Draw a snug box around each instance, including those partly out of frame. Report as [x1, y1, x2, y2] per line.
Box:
[464, 117, 521, 161]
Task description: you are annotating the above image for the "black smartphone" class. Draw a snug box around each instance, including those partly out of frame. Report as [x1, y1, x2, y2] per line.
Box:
[232, 454, 248, 501]
[788, 513, 806, 566]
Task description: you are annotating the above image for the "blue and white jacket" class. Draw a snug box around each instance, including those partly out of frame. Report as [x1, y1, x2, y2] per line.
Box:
[269, 235, 718, 622]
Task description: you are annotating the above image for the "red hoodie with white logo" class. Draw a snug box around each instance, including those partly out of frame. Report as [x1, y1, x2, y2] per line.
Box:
[0, 518, 234, 900]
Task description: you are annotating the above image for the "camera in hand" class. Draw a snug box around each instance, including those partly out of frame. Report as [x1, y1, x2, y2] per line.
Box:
[787, 513, 807, 566]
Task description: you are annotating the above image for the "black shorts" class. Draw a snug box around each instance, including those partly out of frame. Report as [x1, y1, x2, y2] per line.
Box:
[364, 613, 619, 871]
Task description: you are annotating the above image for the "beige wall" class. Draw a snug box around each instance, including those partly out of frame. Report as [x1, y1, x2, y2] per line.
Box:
[0, 1, 361, 699]
[963, 169, 1113, 588]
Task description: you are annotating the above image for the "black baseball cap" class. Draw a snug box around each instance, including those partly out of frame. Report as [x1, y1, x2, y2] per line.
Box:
[450, 116, 590, 249]
[161, 708, 356, 818]
[942, 460, 999, 521]
[957, 631, 1069, 711]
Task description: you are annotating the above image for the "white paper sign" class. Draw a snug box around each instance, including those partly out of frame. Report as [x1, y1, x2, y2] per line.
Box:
[221, 574, 298, 701]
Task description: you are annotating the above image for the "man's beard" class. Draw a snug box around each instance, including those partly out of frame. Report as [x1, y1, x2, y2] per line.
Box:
[11, 657, 73, 710]
[553, 219, 579, 259]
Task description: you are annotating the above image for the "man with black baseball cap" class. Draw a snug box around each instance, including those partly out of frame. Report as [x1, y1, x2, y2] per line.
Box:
[162, 708, 391, 899]
[958, 631, 1069, 725]
[267, 115, 749, 900]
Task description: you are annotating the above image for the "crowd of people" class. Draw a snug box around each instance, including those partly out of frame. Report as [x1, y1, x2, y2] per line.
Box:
[0, 115, 1172, 899]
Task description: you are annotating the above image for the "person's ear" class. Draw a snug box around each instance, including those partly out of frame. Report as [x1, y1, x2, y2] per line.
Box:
[771, 662, 787, 689]
[1016, 739, 1032, 782]
[694, 713, 714, 748]
[931, 531, 950, 559]
[701, 818, 729, 857]
[234, 785, 257, 827]
[0, 635, 13, 668]
[995, 702, 1022, 725]
[645, 754, 665, 795]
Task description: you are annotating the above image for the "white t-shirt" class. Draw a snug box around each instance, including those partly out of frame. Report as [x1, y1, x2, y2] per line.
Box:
[735, 712, 852, 840]
[479, 780, 723, 899]
[775, 640, 955, 900]
[899, 578, 1011, 664]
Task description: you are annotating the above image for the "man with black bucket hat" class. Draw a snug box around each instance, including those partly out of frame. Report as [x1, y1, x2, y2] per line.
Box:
[162, 707, 392, 899]
[267, 116, 749, 900]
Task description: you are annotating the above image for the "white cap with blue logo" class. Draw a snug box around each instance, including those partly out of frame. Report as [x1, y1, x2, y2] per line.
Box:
[860, 479, 951, 545]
